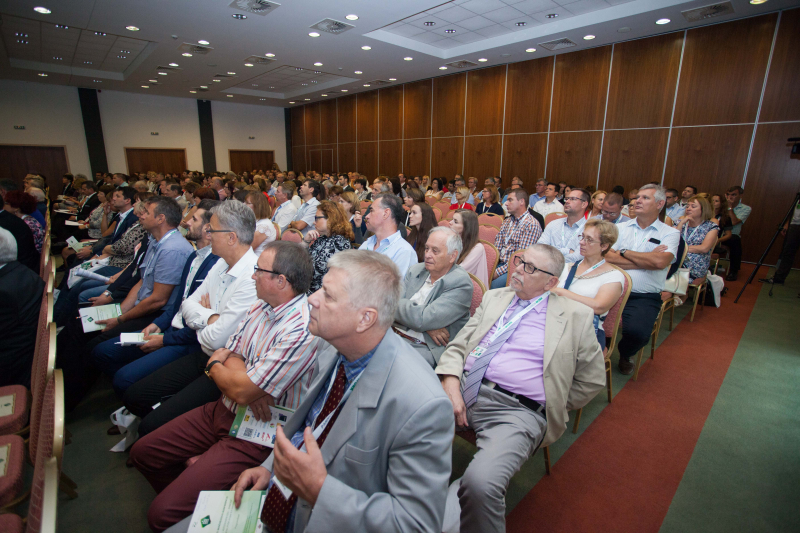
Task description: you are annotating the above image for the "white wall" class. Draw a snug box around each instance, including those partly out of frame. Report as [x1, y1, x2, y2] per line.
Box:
[0, 80, 92, 177]
[211, 100, 287, 172]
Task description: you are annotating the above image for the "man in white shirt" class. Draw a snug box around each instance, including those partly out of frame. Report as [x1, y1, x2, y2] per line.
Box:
[538, 188, 589, 263]
[362, 193, 417, 277]
[288, 180, 321, 237]
[533, 183, 565, 218]
[271, 182, 298, 233]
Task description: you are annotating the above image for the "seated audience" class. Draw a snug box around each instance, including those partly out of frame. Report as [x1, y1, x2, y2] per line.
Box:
[271, 182, 298, 233]
[527, 178, 546, 208]
[596, 192, 630, 225]
[353, 177, 371, 202]
[130, 241, 319, 532]
[675, 195, 719, 283]
[406, 202, 437, 263]
[3, 191, 44, 252]
[450, 209, 489, 288]
[302, 200, 353, 294]
[533, 183, 564, 218]
[393, 227, 472, 368]
[0, 193, 39, 272]
[243, 191, 276, 255]
[491, 189, 542, 289]
[435, 243, 605, 533]
[589, 190, 606, 219]
[337, 191, 364, 245]
[450, 187, 474, 211]
[665, 188, 685, 224]
[363, 193, 417, 277]
[720, 186, 751, 281]
[403, 187, 426, 224]
[426, 177, 445, 200]
[475, 185, 504, 216]
[680, 185, 697, 207]
[289, 179, 321, 237]
[552, 219, 624, 347]
[538, 187, 590, 263]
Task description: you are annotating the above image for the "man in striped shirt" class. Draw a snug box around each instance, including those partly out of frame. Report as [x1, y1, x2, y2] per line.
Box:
[130, 241, 319, 532]
[492, 189, 543, 289]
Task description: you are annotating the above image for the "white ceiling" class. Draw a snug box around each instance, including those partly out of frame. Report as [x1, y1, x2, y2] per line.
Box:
[0, 0, 795, 108]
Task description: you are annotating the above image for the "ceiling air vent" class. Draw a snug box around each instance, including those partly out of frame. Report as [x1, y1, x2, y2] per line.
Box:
[682, 2, 734, 22]
[310, 19, 355, 35]
[445, 60, 479, 69]
[538, 37, 577, 51]
[244, 55, 276, 65]
[178, 43, 214, 55]
[229, 0, 281, 16]
[156, 65, 182, 71]
[192, 86, 211, 92]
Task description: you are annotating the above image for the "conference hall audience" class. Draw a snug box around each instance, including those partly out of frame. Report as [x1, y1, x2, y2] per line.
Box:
[532, 182, 565, 218]
[271, 181, 298, 233]
[0, 193, 39, 273]
[538, 187, 590, 263]
[449, 187, 474, 211]
[130, 241, 319, 532]
[435, 243, 605, 533]
[302, 200, 353, 294]
[393, 227, 473, 368]
[451, 209, 489, 288]
[3, 191, 45, 252]
[720, 186, 751, 281]
[337, 190, 365, 245]
[426, 177, 445, 200]
[491, 189, 542, 289]
[362, 193, 417, 277]
[675, 196, 720, 283]
[243, 191, 276, 255]
[475, 185, 504, 216]
[406, 202, 437, 263]
[596, 192, 630, 225]
[528, 178, 547, 208]
[288, 179, 321, 237]
[589, 190, 606, 219]
[402, 187, 426, 224]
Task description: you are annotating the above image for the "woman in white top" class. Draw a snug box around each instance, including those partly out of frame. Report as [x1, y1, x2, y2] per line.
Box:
[450, 209, 489, 288]
[244, 191, 276, 255]
[551, 218, 624, 348]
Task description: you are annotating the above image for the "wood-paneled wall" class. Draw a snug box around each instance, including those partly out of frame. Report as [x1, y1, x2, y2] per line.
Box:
[291, 9, 800, 264]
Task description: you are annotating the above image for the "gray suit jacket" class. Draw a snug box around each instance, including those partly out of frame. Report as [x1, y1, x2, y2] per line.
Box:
[262, 330, 455, 533]
[394, 263, 473, 367]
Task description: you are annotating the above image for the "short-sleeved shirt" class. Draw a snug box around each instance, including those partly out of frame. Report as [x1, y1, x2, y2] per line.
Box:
[729, 203, 751, 236]
[136, 229, 194, 308]
[293, 197, 320, 236]
[612, 218, 680, 294]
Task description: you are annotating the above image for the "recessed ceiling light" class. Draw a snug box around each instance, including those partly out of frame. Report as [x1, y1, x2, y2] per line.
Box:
[321, 94, 328, 96]
[198, 40, 210, 45]
[265, 53, 275, 57]
[93, 80, 101, 83]
[227, 71, 235, 75]
[295, 67, 303, 71]
[34, 7, 51, 14]
[17, 40, 29, 44]
[515, 22, 526, 26]
[304, 98, 311, 101]
[361, 46, 371, 50]
[404, 57, 413, 61]
[117, 55, 127, 59]
[478, 58, 488, 62]
[94, 32, 107, 36]
[244, 63, 254, 67]
[311, 80, 318, 83]
[16, 32, 30, 37]
[313, 71, 321, 74]
[54, 25, 66, 30]
[309, 32, 320, 37]
[546, 13, 558, 18]
[213, 79, 221, 82]
[346, 14, 359, 21]
[227, 95, 233, 97]
[439, 66, 447, 70]
[190, 90, 197, 93]
[424, 21, 435, 26]
[656, 18, 670, 24]
[289, 101, 296, 104]
[149, 79, 157, 83]
[232, 14, 247, 19]
[260, 98, 266, 100]
[169, 62, 179, 67]
[141, 85, 149, 88]
[53, 56, 63, 60]
[269, 86, 275, 88]
[314, 62, 323, 66]
[750, 0, 768, 3]
[445, 29, 456, 33]
[363, 84, 371, 87]
[584, 35, 595, 40]
[158, 72, 167, 75]
[200, 86, 208, 89]
[126, 26, 139, 31]
[182, 53, 192, 57]
[389, 77, 396, 81]
[84, 61, 93, 64]
[252, 84, 259, 87]
[501, 53, 511, 57]
[525, 48, 536, 53]
[341, 89, 348, 92]
[354, 70, 362, 74]
[38, 73, 48, 77]
[302, 83, 308, 86]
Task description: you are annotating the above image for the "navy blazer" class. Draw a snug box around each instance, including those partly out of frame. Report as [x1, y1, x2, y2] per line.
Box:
[110, 209, 137, 244]
[153, 249, 219, 346]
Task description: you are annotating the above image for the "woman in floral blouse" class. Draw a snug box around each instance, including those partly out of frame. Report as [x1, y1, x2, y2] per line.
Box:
[676, 195, 719, 281]
[302, 200, 354, 294]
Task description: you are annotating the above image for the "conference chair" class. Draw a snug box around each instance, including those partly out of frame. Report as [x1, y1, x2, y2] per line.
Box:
[665, 241, 690, 332]
[544, 212, 568, 227]
[425, 197, 438, 206]
[685, 236, 718, 323]
[280, 228, 304, 243]
[438, 220, 451, 228]
[432, 206, 443, 222]
[478, 225, 499, 244]
[273, 222, 281, 241]
[0, 456, 59, 533]
[467, 274, 486, 317]
[479, 240, 499, 281]
[477, 213, 503, 228]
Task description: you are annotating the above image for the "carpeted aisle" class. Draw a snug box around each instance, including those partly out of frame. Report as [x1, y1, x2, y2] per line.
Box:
[506, 265, 768, 533]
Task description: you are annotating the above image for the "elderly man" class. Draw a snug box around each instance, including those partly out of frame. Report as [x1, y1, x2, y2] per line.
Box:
[492, 189, 542, 289]
[606, 184, 680, 374]
[436, 243, 605, 533]
[131, 241, 318, 532]
[362, 193, 417, 277]
[595, 192, 629, 225]
[393, 227, 473, 368]
[538, 187, 590, 263]
[528, 178, 547, 208]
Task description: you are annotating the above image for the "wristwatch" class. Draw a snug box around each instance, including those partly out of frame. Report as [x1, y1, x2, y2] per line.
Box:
[103, 290, 112, 297]
[619, 249, 628, 257]
[204, 360, 222, 378]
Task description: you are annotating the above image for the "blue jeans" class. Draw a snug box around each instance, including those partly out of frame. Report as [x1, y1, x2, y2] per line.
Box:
[79, 284, 109, 303]
[490, 272, 507, 289]
[54, 265, 122, 327]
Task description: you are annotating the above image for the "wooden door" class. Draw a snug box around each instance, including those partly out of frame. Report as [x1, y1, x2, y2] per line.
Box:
[125, 148, 187, 176]
[0, 145, 69, 200]
[229, 150, 275, 175]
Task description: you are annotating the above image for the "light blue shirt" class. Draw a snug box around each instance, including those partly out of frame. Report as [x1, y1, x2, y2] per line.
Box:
[666, 203, 685, 224]
[361, 230, 417, 278]
[612, 218, 680, 293]
[450, 193, 475, 206]
[529, 192, 545, 207]
[729, 203, 751, 236]
[538, 216, 586, 263]
[136, 229, 195, 308]
[292, 197, 320, 237]
[593, 213, 630, 224]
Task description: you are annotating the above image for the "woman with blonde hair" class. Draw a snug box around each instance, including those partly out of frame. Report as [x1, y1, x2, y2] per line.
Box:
[449, 187, 473, 211]
[590, 190, 606, 219]
[303, 200, 353, 293]
[244, 191, 276, 255]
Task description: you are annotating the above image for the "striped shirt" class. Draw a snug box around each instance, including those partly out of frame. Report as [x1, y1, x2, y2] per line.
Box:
[612, 218, 680, 294]
[222, 293, 319, 413]
[538, 216, 586, 263]
[494, 211, 543, 277]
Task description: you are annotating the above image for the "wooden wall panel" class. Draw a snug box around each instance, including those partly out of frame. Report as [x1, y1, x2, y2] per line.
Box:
[357, 141, 377, 178]
[742, 122, 800, 264]
[464, 136, 502, 179]
[304, 103, 321, 146]
[0, 145, 69, 199]
[673, 14, 778, 127]
[229, 150, 275, 174]
[466, 66, 506, 136]
[551, 46, 612, 132]
[504, 58, 553, 134]
[760, 8, 800, 122]
[125, 148, 187, 176]
[598, 129, 669, 194]
[319, 100, 337, 144]
[606, 32, 683, 129]
[431, 137, 463, 179]
[291, 146, 306, 173]
[546, 132, 602, 187]
[432, 73, 466, 138]
[338, 143, 356, 174]
[357, 91, 378, 142]
[501, 134, 547, 190]
[307, 148, 322, 174]
[403, 80, 432, 140]
[291, 106, 305, 146]
[308, 144, 337, 174]
[379, 86, 403, 141]
[663, 125, 753, 195]
[379, 140, 402, 175]
[337, 96, 357, 143]
[403, 139, 431, 177]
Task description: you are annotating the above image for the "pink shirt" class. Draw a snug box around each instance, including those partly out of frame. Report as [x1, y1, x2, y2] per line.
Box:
[465, 295, 548, 404]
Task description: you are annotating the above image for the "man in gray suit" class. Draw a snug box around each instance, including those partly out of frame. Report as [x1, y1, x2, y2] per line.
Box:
[436, 244, 606, 533]
[393, 227, 473, 368]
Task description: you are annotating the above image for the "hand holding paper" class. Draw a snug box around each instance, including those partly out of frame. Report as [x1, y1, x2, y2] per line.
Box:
[232, 466, 271, 509]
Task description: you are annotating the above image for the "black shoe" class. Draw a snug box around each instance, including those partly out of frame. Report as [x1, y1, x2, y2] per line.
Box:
[725, 271, 738, 282]
[618, 358, 634, 375]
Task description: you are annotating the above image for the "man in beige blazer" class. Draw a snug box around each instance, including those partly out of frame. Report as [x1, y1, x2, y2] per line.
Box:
[436, 243, 606, 533]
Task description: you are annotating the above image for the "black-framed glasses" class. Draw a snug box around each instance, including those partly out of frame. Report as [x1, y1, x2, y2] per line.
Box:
[314, 216, 327, 220]
[204, 227, 232, 234]
[512, 255, 555, 277]
[563, 196, 584, 203]
[253, 266, 282, 276]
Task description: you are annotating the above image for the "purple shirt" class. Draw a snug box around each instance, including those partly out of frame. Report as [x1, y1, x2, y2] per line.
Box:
[465, 295, 549, 404]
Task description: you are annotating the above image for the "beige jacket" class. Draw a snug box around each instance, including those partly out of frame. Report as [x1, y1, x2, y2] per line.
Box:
[435, 288, 605, 447]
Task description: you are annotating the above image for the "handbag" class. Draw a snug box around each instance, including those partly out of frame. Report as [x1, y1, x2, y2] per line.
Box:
[663, 267, 690, 296]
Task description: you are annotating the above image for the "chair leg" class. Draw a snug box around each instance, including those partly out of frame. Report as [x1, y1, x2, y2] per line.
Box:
[59, 478, 79, 499]
[606, 362, 613, 403]
[690, 286, 701, 322]
[669, 304, 675, 331]
[543, 446, 551, 475]
[572, 408, 583, 434]
[60, 472, 78, 489]
[633, 348, 644, 381]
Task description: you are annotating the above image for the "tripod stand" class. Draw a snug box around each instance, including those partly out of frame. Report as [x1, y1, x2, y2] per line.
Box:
[734, 191, 800, 303]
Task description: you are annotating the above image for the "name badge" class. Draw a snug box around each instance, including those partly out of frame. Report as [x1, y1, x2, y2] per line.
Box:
[466, 346, 485, 363]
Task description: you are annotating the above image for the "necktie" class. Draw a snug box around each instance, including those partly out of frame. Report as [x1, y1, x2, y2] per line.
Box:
[261, 363, 348, 533]
[462, 299, 531, 409]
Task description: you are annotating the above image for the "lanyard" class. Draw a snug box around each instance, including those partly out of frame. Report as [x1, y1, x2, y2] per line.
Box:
[504, 213, 527, 247]
[575, 259, 606, 279]
[308, 361, 363, 443]
[488, 292, 549, 344]
[683, 222, 700, 243]
[142, 228, 178, 273]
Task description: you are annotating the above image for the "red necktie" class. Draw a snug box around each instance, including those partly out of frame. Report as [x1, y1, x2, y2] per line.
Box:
[261, 364, 347, 533]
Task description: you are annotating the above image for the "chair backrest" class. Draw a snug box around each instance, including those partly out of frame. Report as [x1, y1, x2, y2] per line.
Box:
[478, 225, 499, 244]
[506, 250, 525, 287]
[468, 273, 486, 316]
[479, 240, 499, 278]
[432, 206, 443, 222]
[39, 234, 50, 279]
[544, 212, 568, 226]
[27, 456, 59, 533]
[604, 266, 633, 357]
[281, 228, 304, 243]
[359, 201, 371, 212]
[478, 213, 503, 228]
[435, 201, 451, 213]
[443, 209, 456, 221]
[273, 222, 282, 241]
[438, 220, 451, 228]
[46, 267, 54, 293]
[29, 324, 57, 462]
[27, 371, 63, 533]
[425, 196, 438, 206]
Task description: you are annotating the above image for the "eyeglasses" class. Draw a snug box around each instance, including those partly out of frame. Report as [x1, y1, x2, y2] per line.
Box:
[563, 196, 585, 203]
[253, 266, 282, 276]
[512, 255, 555, 277]
[204, 228, 232, 234]
[578, 233, 598, 245]
[601, 210, 619, 218]
[314, 216, 327, 220]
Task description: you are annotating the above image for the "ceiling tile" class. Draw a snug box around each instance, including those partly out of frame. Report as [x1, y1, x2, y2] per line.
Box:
[500, 16, 539, 30]
[512, 0, 559, 15]
[530, 6, 574, 23]
[456, 15, 496, 30]
[561, 0, 610, 16]
[482, 5, 527, 23]
[605, 0, 635, 4]
[383, 24, 427, 37]
[409, 31, 449, 44]
[430, 37, 463, 49]
[474, 24, 509, 37]
[431, 23, 468, 37]
[450, 31, 487, 43]
[427, 3, 457, 14]
[435, 6, 477, 23]
[459, 0, 508, 14]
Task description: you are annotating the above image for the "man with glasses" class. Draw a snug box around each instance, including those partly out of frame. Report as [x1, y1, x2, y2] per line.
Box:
[131, 241, 319, 532]
[436, 243, 605, 533]
[665, 188, 685, 223]
[528, 178, 547, 208]
[595, 192, 629, 225]
[538, 188, 590, 263]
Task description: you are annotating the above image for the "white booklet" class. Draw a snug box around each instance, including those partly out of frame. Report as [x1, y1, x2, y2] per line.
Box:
[78, 303, 122, 333]
[229, 404, 295, 448]
[118, 332, 162, 346]
[64, 220, 82, 226]
[188, 491, 266, 533]
[54, 209, 74, 214]
[66, 236, 84, 253]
